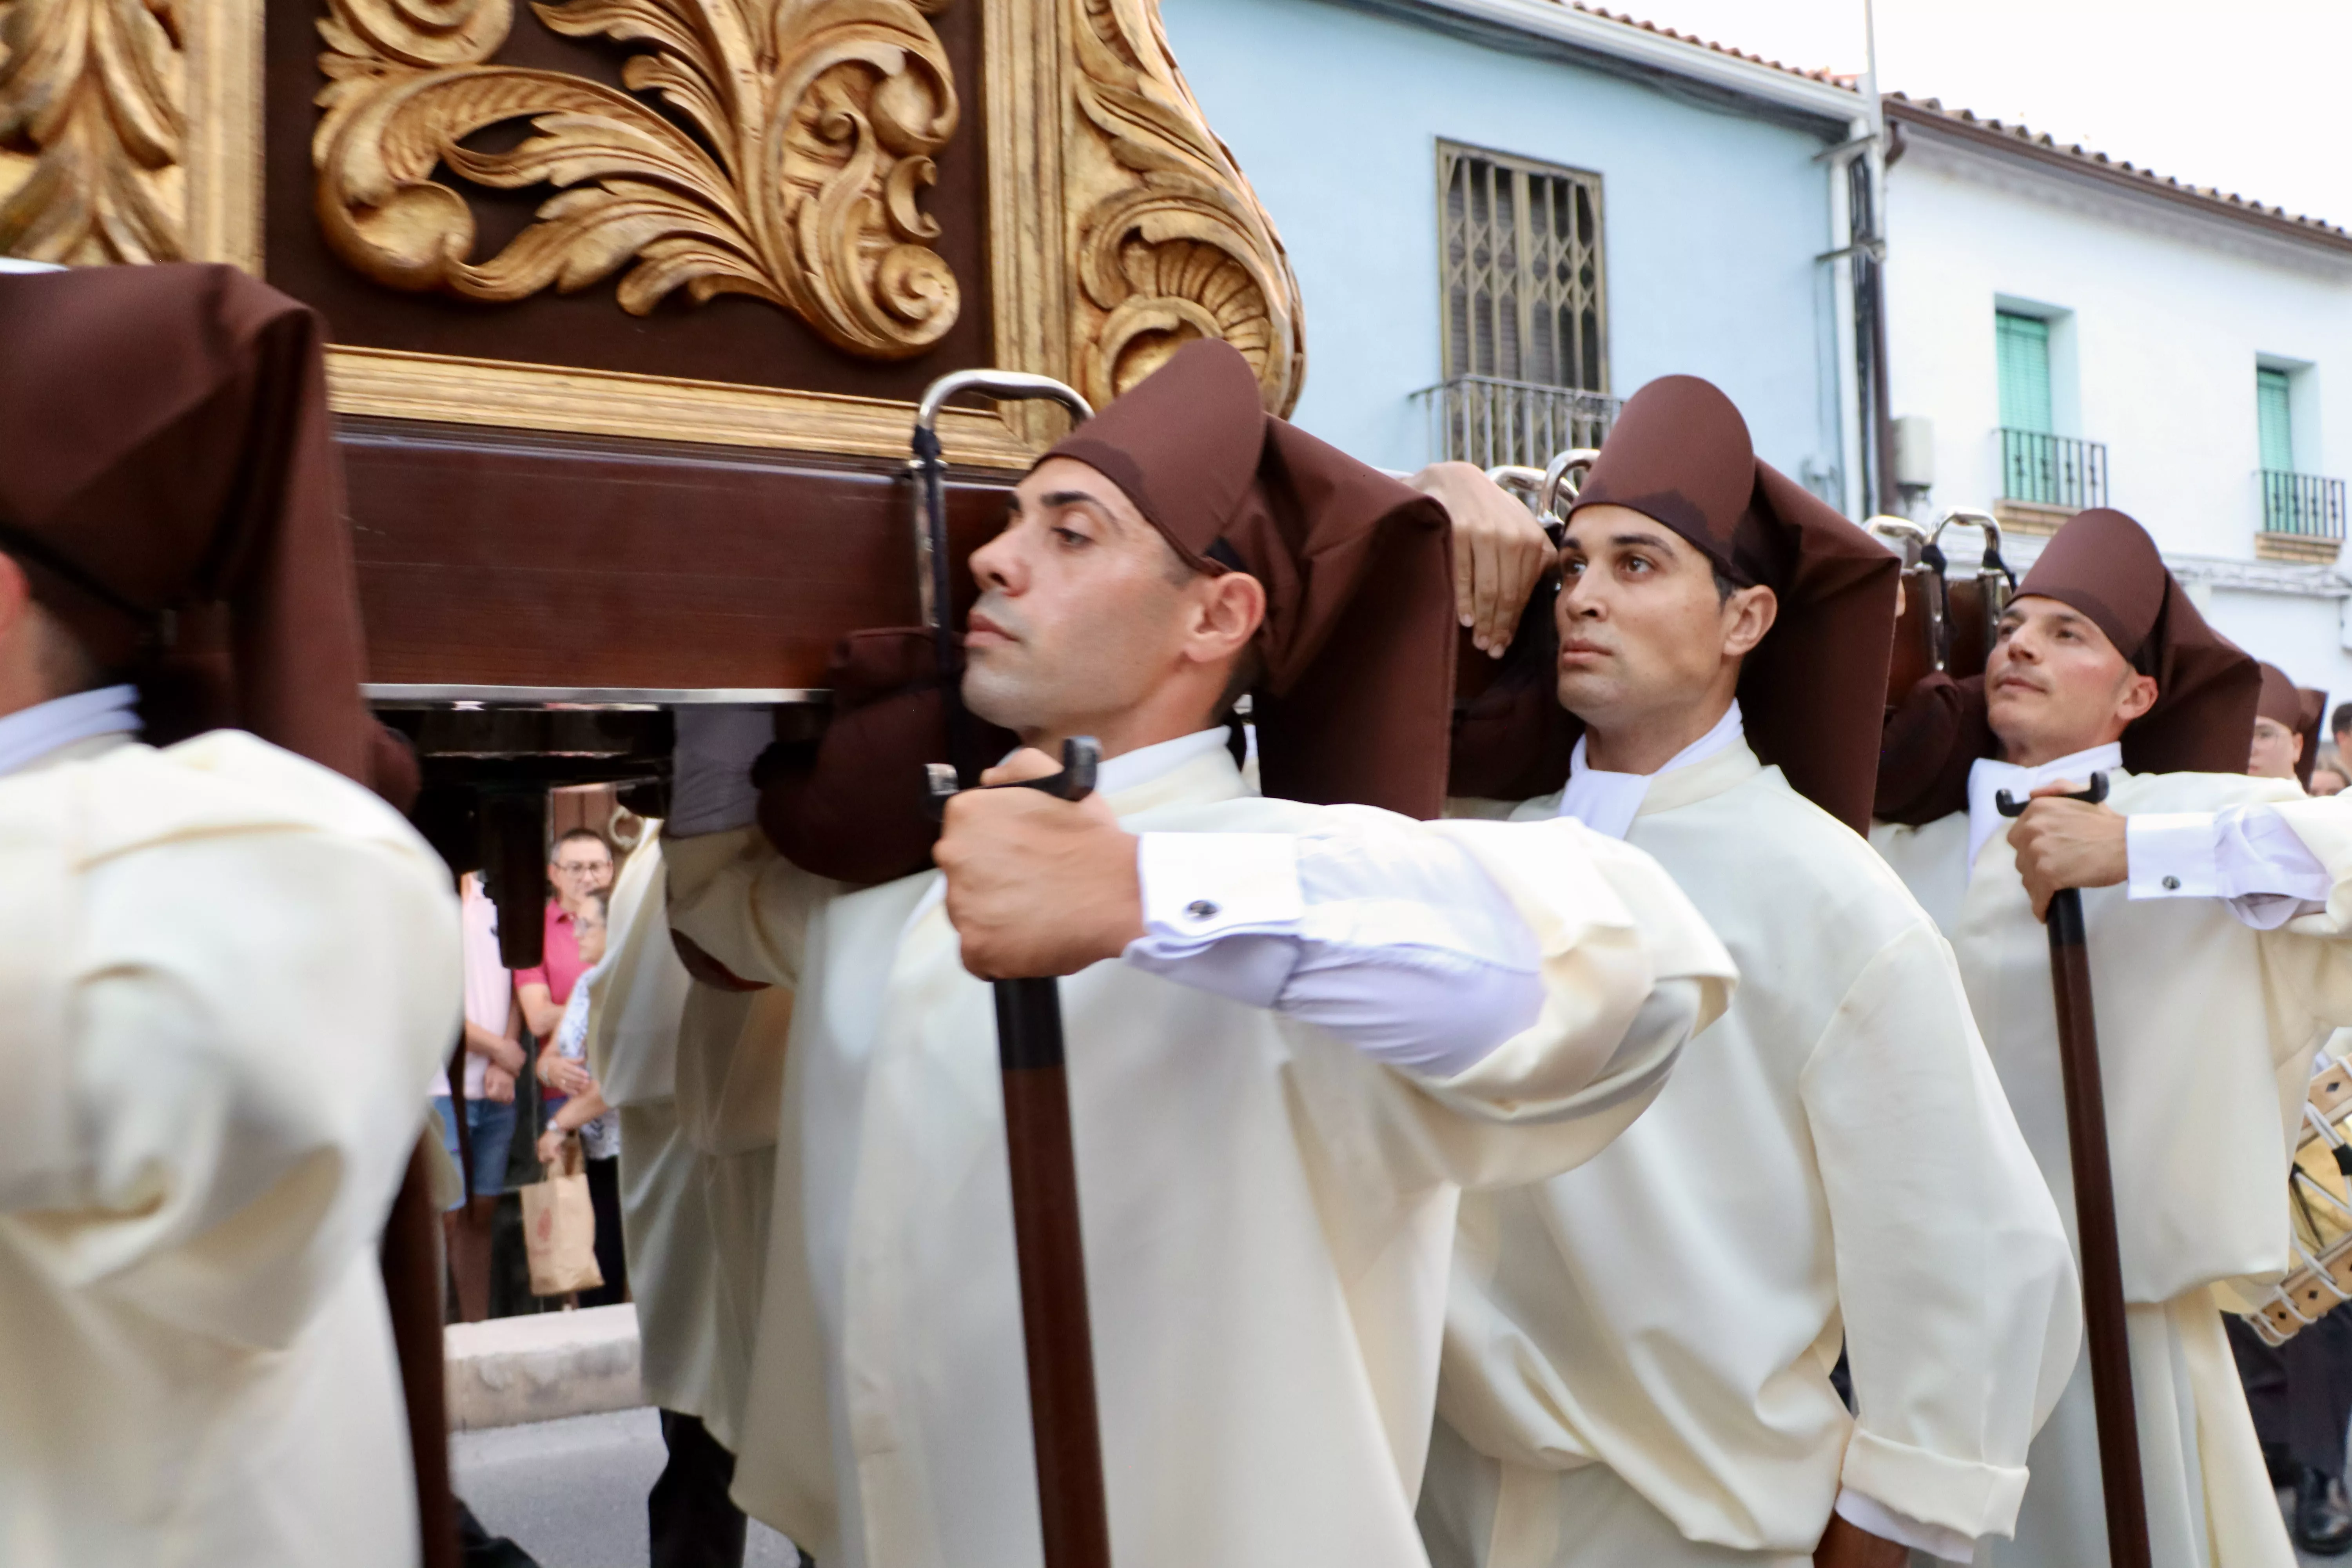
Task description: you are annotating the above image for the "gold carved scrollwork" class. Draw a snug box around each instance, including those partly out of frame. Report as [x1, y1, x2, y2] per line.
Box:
[0, 0, 187, 262]
[1066, 0, 1303, 415]
[313, 0, 962, 359]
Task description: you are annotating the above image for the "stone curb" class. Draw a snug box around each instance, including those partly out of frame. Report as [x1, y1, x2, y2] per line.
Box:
[445, 1304, 645, 1431]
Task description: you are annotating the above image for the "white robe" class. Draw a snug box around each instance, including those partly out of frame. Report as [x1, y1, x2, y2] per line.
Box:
[673, 980, 794, 1454]
[664, 742, 1736, 1568]
[1874, 771, 2352, 1568]
[585, 831, 722, 1427]
[0, 730, 459, 1567]
[1429, 744, 2077, 1567]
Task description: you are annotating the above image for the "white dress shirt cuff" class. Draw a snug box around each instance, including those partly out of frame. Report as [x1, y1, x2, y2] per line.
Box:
[1121, 826, 1542, 1076]
[1834, 1487, 1978, 1563]
[2127, 812, 2221, 900]
[1134, 832, 1307, 939]
[2127, 805, 2334, 928]
[1124, 834, 1305, 1011]
[668, 706, 773, 837]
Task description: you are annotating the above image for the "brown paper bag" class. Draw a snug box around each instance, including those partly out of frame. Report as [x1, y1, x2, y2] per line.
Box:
[521, 1138, 603, 1298]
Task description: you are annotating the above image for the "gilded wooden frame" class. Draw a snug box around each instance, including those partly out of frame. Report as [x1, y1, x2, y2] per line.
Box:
[7, 0, 1302, 468]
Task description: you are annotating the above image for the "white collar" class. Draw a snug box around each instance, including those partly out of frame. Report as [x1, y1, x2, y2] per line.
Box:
[1965, 740, 2123, 875]
[1556, 700, 1745, 841]
[0, 685, 141, 780]
[1094, 727, 1232, 797]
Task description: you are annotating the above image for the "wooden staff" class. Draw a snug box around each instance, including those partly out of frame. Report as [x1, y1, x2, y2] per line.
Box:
[931, 740, 1114, 1568]
[912, 369, 1109, 1567]
[1998, 773, 2150, 1568]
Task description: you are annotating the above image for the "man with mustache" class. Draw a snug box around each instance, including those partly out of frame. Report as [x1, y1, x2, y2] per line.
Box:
[1410, 377, 2076, 1568]
[1874, 508, 2352, 1568]
[660, 341, 1737, 1568]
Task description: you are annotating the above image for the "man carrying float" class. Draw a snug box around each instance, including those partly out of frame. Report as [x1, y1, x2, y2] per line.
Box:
[1407, 377, 2079, 1568]
[1874, 507, 2352, 1568]
[0, 262, 460, 1564]
[660, 339, 1739, 1568]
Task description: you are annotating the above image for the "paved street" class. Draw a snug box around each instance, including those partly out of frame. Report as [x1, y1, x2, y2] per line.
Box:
[455, 1408, 804, 1568]
[456, 1407, 2350, 1568]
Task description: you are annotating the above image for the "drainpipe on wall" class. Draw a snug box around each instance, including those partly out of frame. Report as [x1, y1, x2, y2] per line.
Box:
[1854, 0, 1896, 516]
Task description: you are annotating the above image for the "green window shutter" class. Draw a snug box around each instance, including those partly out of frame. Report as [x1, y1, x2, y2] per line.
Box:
[1996, 312, 2053, 434]
[2258, 368, 2294, 473]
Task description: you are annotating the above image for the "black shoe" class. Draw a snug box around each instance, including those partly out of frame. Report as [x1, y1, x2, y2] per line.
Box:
[2296, 1468, 2352, 1556]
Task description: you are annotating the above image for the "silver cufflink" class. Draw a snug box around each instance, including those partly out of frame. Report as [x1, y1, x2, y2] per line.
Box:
[1186, 899, 1220, 920]
[2162, 875, 2180, 891]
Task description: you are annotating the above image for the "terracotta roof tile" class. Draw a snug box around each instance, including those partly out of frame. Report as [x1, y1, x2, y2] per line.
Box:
[1886, 90, 2351, 243]
[1554, 3, 1860, 88]
[1518, 7, 2349, 247]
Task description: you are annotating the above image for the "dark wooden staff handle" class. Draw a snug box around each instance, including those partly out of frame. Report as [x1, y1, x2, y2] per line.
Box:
[930, 738, 1113, 1568]
[1998, 774, 2150, 1568]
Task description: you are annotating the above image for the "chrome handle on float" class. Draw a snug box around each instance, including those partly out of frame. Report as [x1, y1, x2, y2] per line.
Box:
[1538, 448, 1602, 524]
[909, 371, 1094, 635]
[1864, 515, 1929, 568]
[1485, 464, 1564, 544]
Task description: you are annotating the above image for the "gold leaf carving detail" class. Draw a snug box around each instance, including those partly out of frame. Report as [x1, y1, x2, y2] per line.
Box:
[1067, 0, 1302, 414]
[0, 0, 187, 262]
[313, 0, 962, 359]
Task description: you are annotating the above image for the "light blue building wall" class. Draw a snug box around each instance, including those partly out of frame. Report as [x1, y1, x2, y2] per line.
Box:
[1160, 0, 1853, 488]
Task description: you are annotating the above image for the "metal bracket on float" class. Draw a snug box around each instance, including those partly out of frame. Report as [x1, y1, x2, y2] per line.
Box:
[1538, 448, 1602, 530]
[909, 371, 1094, 637]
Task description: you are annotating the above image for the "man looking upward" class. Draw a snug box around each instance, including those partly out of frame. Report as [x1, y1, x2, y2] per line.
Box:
[1419, 377, 2077, 1568]
[1874, 508, 2352, 1568]
[662, 340, 1736, 1568]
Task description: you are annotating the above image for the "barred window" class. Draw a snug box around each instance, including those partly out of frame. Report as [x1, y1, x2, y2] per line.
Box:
[1423, 143, 1614, 468]
[1441, 143, 1607, 392]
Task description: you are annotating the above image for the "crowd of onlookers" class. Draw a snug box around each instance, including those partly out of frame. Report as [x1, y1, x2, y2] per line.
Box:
[431, 821, 633, 1321]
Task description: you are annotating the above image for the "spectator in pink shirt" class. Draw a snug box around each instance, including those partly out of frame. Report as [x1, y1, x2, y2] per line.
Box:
[514, 828, 614, 1055]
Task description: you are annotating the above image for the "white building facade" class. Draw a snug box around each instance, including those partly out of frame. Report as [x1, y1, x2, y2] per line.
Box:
[1881, 94, 2352, 710]
[1161, 0, 1880, 509]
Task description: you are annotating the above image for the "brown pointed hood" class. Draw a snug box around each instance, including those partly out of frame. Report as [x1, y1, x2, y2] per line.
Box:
[1045, 338, 1456, 816]
[1451, 374, 1895, 833]
[1876, 508, 2260, 823]
[0, 263, 410, 802]
[2256, 661, 2327, 788]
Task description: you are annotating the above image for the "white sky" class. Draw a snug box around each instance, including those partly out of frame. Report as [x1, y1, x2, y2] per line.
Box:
[1600, 1, 2352, 229]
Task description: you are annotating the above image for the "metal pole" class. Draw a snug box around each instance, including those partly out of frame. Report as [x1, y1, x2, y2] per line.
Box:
[1998, 776, 2151, 1568]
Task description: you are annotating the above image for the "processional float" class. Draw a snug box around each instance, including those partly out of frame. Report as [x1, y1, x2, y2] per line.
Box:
[0, 0, 1303, 1559]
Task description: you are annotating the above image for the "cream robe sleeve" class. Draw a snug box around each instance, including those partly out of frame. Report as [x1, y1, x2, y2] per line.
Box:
[2258, 796, 2352, 1018]
[1285, 813, 1737, 1196]
[587, 828, 695, 1107]
[1806, 919, 2080, 1541]
[663, 826, 847, 989]
[0, 734, 460, 1349]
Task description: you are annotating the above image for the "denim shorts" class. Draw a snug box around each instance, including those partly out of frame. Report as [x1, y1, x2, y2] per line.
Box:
[432, 1094, 519, 1205]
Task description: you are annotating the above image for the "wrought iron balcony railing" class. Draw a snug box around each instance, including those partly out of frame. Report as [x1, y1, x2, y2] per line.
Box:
[1998, 428, 2108, 512]
[1416, 376, 1621, 470]
[2259, 470, 2348, 539]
